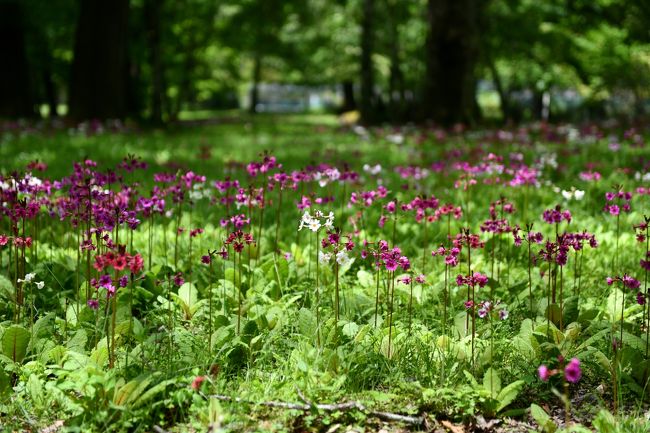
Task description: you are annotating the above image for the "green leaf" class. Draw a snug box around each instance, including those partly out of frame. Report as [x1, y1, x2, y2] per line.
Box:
[66, 329, 87, 353]
[530, 404, 556, 433]
[90, 346, 108, 367]
[342, 321, 359, 338]
[356, 270, 374, 288]
[297, 307, 317, 337]
[592, 409, 616, 433]
[483, 367, 501, 398]
[545, 303, 562, 327]
[496, 380, 525, 412]
[0, 366, 10, 396]
[179, 282, 198, 307]
[132, 379, 175, 409]
[28, 374, 44, 407]
[2, 325, 31, 363]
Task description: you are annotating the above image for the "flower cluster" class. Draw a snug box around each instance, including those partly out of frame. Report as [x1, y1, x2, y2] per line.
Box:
[431, 245, 461, 267]
[456, 272, 489, 288]
[464, 299, 508, 320]
[604, 190, 632, 215]
[224, 230, 255, 253]
[17, 272, 45, 289]
[542, 205, 572, 225]
[538, 357, 582, 383]
[93, 250, 144, 274]
[298, 210, 334, 232]
[220, 214, 250, 229]
[376, 241, 410, 272]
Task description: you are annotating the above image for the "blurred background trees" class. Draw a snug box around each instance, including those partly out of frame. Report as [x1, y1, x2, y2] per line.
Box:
[1, 0, 649, 125]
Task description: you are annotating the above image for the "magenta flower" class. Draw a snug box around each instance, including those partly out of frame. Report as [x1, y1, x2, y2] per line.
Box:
[564, 358, 581, 383]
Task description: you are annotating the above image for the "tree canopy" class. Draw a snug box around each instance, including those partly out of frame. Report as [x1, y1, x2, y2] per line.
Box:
[1, 0, 649, 124]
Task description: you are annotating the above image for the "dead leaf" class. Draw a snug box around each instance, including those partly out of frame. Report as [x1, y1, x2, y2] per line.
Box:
[39, 420, 64, 433]
[441, 420, 465, 433]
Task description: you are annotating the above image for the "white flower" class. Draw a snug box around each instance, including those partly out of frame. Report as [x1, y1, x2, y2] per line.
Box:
[318, 251, 332, 264]
[24, 273, 35, 283]
[574, 190, 585, 200]
[324, 212, 335, 230]
[298, 212, 312, 231]
[308, 219, 321, 232]
[561, 190, 572, 200]
[363, 164, 382, 175]
[36, 281, 45, 289]
[336, 250, 351, 267]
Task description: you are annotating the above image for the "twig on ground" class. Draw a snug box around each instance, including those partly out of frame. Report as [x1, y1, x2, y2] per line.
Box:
[206, 393, 425, 426]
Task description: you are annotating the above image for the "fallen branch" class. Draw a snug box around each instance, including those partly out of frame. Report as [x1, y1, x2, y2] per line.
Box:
[206, 393, 425, 426]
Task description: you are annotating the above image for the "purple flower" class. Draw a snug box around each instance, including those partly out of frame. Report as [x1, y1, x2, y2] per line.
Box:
[637, 292, 646, 306]
[564, 358, 581, 383]
[87, 299, 99, 310]
[118, 275, 128, 288]
[201, 255, 212, 265]
[99, 274, 112, 289]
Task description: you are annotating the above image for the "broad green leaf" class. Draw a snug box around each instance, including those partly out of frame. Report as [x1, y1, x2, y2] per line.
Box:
[179, 282, 198, 307]
[530, 404, 556, 433]
[132, 378, 175, 409]
[0, 367, 10, 396]
[341, 321, 359, 338]
[483, 367, 501, 397]
[2, 325, 30, 363]
[90, 346, 108, 367]
[297, 307, 317, 337]
[66, 329, 87, 353]
[113, 379, 140, 406]
[28, 374, 44, 407]
[496, 380, 525, 412]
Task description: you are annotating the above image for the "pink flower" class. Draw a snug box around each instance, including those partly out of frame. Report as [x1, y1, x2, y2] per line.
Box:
[564, 358, 581, 383]
[538, 365, 550, 382]
[191, 376, 206, 390]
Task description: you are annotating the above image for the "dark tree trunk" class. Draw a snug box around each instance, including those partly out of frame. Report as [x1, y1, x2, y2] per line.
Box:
[341, 81, 356, 112]
[388, 13, 404, 122]
[359, 0, 375, 124]
[69, 0, 130, 121]
[42, 65, 58, 117]
[145, 0, 164, 124]
[0, 1, 33, 118]
[423, 0, 480, 126]
[249, 54, 262, 114]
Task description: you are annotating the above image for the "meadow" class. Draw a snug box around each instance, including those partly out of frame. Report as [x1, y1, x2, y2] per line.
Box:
[0, 115, 649, 432]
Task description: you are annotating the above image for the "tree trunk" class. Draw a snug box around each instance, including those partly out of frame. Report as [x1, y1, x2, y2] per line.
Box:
[341, 81, 356, 112]
[145, 0, 164, 124]
[359, 0, 375, 124]
[423, 0, 480, 126]
[388, 13, 404, 122]
[69, 0, 130, 121]
[249, 54, 262, 114]
[42, 65, 58, 117]
[0, 1, 33, 118]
